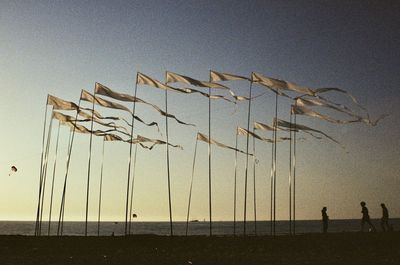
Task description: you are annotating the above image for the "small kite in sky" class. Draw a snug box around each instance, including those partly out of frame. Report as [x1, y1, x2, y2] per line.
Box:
[9, 166, 18, 176]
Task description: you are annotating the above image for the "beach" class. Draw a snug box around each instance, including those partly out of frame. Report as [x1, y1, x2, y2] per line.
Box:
[0, 232, 399, 265]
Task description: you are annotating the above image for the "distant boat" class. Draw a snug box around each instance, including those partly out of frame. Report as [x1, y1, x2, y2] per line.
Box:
[190, 219, 199, 222]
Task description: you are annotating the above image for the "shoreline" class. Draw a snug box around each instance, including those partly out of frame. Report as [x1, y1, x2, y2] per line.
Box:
[0, 232, 399, 264]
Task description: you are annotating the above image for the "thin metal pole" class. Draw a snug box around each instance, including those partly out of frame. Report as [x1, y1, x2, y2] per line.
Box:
[48, 121, 61, 236]
[252, 127, 257, 235]
[165, 89, 174, 236]
[39, 112, 54, 235]
[84, 85, 96, 236]
[59, 129, 72, 236]
[128, 144, 138, 235]
[270, 123, 275, 236]
[243, 81, 253, 235]
[293, 104, 297, 235]
[185, 138, 198, 236]
[289, 110, 293, 235]
[233, 131, 238, 236]
[273, 93, 278, 236]
[35, 102, 49, 236]
[125, 79, 138, 236]
[97, 137, 105, 236]
[208, 86, 212, 236]
[57, 98, 81, 236]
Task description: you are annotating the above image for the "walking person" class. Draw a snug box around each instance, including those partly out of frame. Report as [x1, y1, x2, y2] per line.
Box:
[360, 201, 376, 232]
[321, 207, 329, 233]
[380, 203, 390, 232]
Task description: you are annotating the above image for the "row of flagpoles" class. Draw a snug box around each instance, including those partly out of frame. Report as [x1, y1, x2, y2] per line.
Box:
[34, 70, 385, 237]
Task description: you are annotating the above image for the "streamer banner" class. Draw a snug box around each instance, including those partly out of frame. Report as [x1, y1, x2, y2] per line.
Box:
[252, 72, 315, 95]
[276, 118, 341, 145]
[53, 111, 181, 150]
[138, 72, 235, 103]
[254, 121, 285, 132]
[47, 95, 79, 110]
[129, 135, 183, 150]
[238, 127, 290, 143]
[208, 71, 268, 101]
[292, 105, 360, 124]
[296, 97, 362, 119]
[96, 81, 194, 126]
[313, 87, 365, 110]
[53, 111, 118, 136]
[237, 127, 274, 143]
[77, 109, 130, 136]
[210, 70, 250, 82]
[104, 133, 182, 150]
[80, 90, 159, 130]
[47, 94, 104, 117]
[95, 82, 146, 103]
[166, 71, 229, 89]
[197, 132, 253, 155]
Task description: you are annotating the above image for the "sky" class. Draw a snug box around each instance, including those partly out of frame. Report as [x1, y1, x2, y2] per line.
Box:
[0, 0, 399, 223]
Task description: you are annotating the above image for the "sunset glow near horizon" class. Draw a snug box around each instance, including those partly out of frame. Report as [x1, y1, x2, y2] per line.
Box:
[0, 1, 399, 222]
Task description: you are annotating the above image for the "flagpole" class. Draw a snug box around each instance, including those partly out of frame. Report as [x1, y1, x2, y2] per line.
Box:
[165, 88, 174, 236]
[35, 101, 49, 236]
[252, 126, 257, 235]
[293, 103, 297, 235]
[125, 76, 138, 236]
[270, 121, 275, 236]
[243, 81, 253, 236]
[233, 130, 238, 236]
[59, 128, 72, 236]
[57, 98, 81, 236]
[39, 111, 54, 235]
[47, 121, 61, 236]
[185, 137, 198, 236]
[128, 144, 138, 235]
[273, 93, 278, 236]
[97, 137, 105, 236]
[289, 109, 293, 235]
[84, 85, 96, 237]
[208, 79, 212, 236]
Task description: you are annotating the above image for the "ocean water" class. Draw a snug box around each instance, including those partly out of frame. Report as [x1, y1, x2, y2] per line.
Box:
[1, 219, 399, 236]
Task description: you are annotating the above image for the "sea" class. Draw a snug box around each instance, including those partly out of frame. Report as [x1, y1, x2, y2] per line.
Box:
[1, 219, 399, 236]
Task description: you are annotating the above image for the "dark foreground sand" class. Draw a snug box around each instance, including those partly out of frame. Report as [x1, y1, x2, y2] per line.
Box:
[0, 232, 399, 265]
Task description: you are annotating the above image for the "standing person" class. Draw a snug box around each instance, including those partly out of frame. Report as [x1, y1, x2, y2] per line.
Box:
[380, 203, 390, 231]
[360, 201, 376, 232]
[321, 207, 329, 233]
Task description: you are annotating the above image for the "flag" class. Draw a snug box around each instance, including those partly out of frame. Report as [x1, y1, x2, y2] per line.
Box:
[276, 118, 341, 145]
[313, 87, 365, 110]
[296, 97, 362, 119]
[47, 95, 79, 110]
[129, 135, 183, 150]
[197, 132, 253, 155]
[95, 82, 146, 103]
[210, 70, 250, 82]
[77, 109, 130, 135]
[80, 90, 159, 130]
[166, 71, 229, 89]
[53, 111, 181, 150]
[252, 72, 315, 95]
[96, 81, 195, 126]
[292, 105, 360, 124]
[254, 121, 284, 132]
[237, 127, 274, 143]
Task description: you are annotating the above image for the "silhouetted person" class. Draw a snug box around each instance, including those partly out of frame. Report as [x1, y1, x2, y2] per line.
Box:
[380, 203, 390, 231]
[360, 201, 376, 232]
[321, 207, 329, 233]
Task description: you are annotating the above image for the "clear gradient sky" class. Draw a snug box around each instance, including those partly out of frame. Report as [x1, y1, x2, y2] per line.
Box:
[0, 0, 399, 222]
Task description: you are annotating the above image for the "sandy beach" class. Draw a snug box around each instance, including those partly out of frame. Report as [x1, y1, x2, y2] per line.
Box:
[0, 232, 399, 264]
